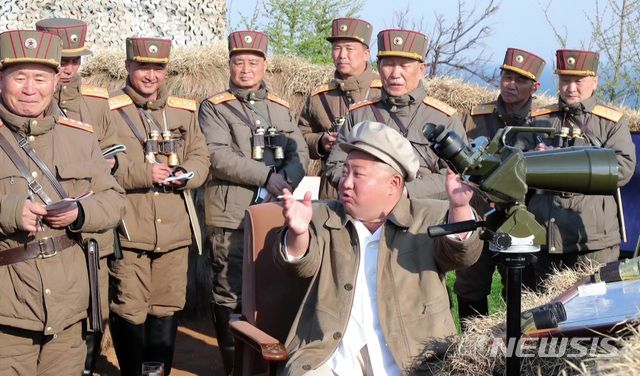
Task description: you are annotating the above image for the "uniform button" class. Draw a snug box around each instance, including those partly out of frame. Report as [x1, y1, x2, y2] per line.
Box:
[28, 135, 36, 142]
[391, 105, 397, 112]
[62, 100, 66, 105]
[302, 365, 311, 371]
[550, 218, 555, 223]
[157, 218, 162, 224]
[550, 246, 556, 253]
[156, 247, 161, 252]
[249, 100, 255, 105]
[256, 120, 261, 125]
[31, 171, 38, 178]
[46, 326, 53, 333]
[31, 120, 38, 127]
[333, 332, 342, 340]
[154, 192, 159, 196]
[149, 101, 153, 106]
[389, 98, 395, 104]
[564, 107, 570, 112]
[346, 91, 351, 95]
[344, 283, 353, 291]
[63, 109, 68, 114]
[62, 86, 67, 90]
[250, 93, 256, 99]
[45, 288, 51, 295]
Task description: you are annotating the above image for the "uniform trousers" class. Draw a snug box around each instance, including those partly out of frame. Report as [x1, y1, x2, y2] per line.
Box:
[109, 247, 189, 324]
[211, 227, 244, 310]
[0, 320, 85, 376]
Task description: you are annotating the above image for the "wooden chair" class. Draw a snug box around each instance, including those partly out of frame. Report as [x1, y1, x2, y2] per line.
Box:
[229, 203, 311, 376]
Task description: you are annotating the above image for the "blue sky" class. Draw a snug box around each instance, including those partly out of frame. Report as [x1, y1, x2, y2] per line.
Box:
[227, 0, 599, 94]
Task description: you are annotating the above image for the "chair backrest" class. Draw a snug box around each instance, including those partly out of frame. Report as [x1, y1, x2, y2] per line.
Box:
[242, 203, 311, 375]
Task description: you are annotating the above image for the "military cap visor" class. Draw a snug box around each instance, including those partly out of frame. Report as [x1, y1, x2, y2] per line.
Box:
[0, 30, 62, 71]
[35, 18, 92, 57]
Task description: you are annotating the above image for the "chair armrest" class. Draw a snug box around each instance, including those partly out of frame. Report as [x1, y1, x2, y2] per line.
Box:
[229, 320, 288, 362]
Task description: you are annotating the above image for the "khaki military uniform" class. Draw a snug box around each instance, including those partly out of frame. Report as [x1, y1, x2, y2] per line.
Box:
[519, 95, 636, 280]
[325, 86, 466, 200]
[0, 102, 127, 374]
[53, 74, 121, 326]
[299, 65, 381, 199]
[108, 84, 210, 323]
[199, 81, 309, 309]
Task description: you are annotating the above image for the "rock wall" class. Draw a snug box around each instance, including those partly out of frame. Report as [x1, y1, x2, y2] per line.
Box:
[0, 0, 227, 48]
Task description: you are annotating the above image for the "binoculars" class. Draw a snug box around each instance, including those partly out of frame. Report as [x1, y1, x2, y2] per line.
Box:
[552, 126, 584, 148]
[145, 130, 179, 167]
[252, 125, 285, 161]
[521, 302, 567, 333]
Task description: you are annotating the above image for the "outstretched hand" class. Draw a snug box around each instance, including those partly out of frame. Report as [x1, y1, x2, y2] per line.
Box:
[446, 168, 473, 209]
[282, 189, 313, 235]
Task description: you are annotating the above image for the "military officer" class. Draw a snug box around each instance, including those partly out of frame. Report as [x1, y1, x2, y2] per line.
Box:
[108, 37, 210, 375]
[325, 29, 467, 200]
[0, 30, 126, 375]
[198, 31, 309, 374]
[454, 48, 545, 328]
[518, 49, 636, 286]
[35, 17, 122, 375]
[298, 18, 381, 199]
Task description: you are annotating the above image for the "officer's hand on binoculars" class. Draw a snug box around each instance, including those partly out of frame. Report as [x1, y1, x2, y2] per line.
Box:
[151, 164, 173, 184]
[446, 168, 473, 209]
[266, 173, 292, 196]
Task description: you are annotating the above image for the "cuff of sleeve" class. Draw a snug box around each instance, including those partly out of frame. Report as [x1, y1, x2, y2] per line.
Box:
[446, 207, 476, 241]
[69, 202, 85, 232]
[284, 230, 307, 261]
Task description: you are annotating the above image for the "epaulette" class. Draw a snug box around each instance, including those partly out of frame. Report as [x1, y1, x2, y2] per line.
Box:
[423, 97, 457, 116]
[109, 94, 133, 111]
[81, 84, 109, 99]
[470, 103, 496, 116]
[208, 91, 236, 105]
[370, 78, 382, 88]
[531, 103, 560, 118]
[350, 97, 381, 111]
[311, 82, 338, 97]
[58, 117, 93, 133]
[267, 93, 291, 109]
[167, 96, 197, 112]
[592, 105, 624, 123]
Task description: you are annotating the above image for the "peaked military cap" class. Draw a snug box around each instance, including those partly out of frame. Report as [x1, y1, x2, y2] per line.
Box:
[228, 31, 268, 58]
[35, 18, 92, 57]
[377, 29, 428, 62]
[555, 49, 599, 76]
[501, 48, 546, 81]
[0, 30, 62, 71]
[326, 18, 373, 47]
[126, 37, 172, 63]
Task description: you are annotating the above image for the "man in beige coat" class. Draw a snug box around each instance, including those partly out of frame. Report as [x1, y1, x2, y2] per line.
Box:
[198, 31, 309, 374]
[108, 37, 210, 375]
[0, 30, 126, 375]
[35, 17, 122, 375]
[276, 121, 481, 375]
[298, 18, 381, 199]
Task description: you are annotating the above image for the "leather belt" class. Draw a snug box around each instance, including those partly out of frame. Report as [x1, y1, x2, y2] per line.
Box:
[0, 234, 77, 266]
[127, 186, 177, 194]
[535, 189, 581, 198]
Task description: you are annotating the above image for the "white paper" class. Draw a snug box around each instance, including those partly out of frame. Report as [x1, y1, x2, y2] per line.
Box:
[44, 191, 93, 213]
[102, 144, 126, 158]
[578, 281, 607, 297]
[161, 171, 194, 184]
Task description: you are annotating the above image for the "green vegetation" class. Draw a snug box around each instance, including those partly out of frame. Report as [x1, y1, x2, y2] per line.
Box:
[446, 269, 506, 333]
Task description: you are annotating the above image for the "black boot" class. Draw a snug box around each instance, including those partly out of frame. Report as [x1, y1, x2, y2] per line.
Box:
[212, 301, 234, 376]
[110, 313, 145, 376]
[83, 330, 104, 376]
[457, 298, 489, 332]
[145, 314, 179, 375]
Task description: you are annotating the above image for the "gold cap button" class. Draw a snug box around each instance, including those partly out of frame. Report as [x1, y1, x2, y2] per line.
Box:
[45, 289, 51, 295]
[31, 171, 38, 178]
[28, 136, 36, 142]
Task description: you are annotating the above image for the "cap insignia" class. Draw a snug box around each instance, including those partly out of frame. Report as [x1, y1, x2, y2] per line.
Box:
[24, 38, 37, 49]
[567, 57, 576, 65]
[515, 55, 524, 63]
[339, 25, 348, 32]
[393, 37, 403, 45]
[149, 45, 158, 54]
[243, 35, 253, 44]
[70, 34, 78, 43]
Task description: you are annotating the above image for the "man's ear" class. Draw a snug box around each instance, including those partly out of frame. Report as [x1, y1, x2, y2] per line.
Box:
[389, 173, 403, 195]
